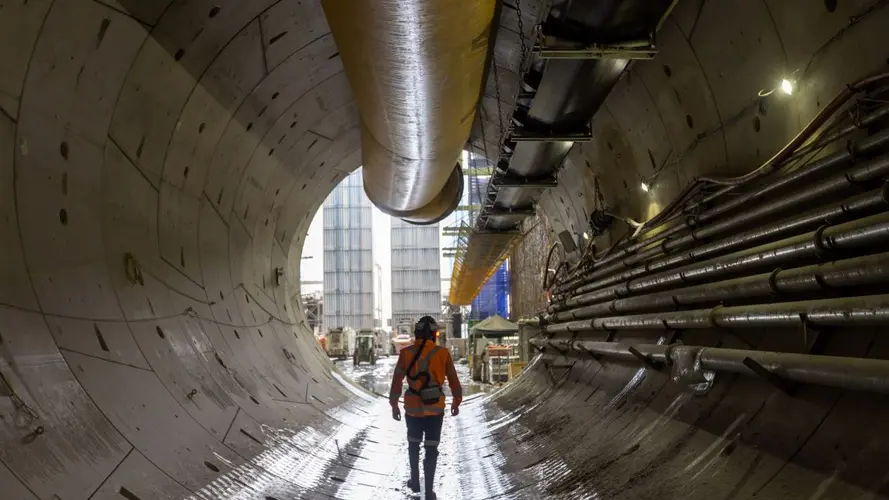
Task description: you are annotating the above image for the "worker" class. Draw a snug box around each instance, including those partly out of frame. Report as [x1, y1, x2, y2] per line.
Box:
[389, 316, 462, 499]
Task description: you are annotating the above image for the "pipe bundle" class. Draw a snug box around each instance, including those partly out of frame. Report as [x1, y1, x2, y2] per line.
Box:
[534, 102, 889, 395]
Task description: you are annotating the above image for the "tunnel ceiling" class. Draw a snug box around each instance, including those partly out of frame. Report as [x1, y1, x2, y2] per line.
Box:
[2, 0, 889, 498]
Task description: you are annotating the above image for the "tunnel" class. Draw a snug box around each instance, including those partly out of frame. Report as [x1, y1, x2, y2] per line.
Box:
[3, 0, 889, 498]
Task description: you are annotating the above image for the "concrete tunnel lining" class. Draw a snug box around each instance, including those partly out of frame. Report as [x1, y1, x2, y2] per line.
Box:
[3, 0, 889, 498]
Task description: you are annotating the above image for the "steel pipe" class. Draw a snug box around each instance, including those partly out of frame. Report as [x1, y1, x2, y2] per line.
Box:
[555, 127, 889, 293]
[545, 294, 889, 333]
[563, 148, 889, 297]
[531, 339, 889, 395]
[553, 186, 889, 304]
[551, 252, 889, 322]
[558, 212, 889, 310]
[322, 0, 496, 224]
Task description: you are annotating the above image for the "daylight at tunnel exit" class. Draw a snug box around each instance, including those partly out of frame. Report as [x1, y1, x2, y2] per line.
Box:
[3, 0, 889, 499]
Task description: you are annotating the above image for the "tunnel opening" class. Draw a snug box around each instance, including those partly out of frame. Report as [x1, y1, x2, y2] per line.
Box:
[1, 0, 889, 499]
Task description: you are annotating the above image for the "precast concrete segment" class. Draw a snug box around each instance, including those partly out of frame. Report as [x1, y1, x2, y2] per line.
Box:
[2, 0, 889, 499]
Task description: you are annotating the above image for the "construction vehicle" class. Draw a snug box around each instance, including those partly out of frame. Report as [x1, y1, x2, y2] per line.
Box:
[373, 328, 389, 357]
[353, 330, 377, 366]
[392, 333, 412, 354]
[326, 327, 355, 360]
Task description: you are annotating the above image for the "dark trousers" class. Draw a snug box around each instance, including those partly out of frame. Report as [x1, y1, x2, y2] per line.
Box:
[406, 414, 444, 447]
[406, 415, 444, 492]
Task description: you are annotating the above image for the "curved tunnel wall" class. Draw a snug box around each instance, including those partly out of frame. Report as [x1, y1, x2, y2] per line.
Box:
[1, 0, 365, 497]
[509, 0, 889, 498]
[527, 0, 889, 242]
[1, 0, 889, 499]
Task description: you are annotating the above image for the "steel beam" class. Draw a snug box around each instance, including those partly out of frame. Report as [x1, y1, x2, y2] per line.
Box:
[493, 175, 558, 188]
[511, 128, 593, 142]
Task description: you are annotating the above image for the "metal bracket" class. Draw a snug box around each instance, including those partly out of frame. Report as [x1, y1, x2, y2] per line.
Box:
[664, 329, 683, 345]
[511, 127, 593, 142]
[666, 345, 715, 396]
[548, 341, 568, 356]
[533, 40, 657, 60]
[484, 207, 536, 217]
[812, 225, 836, 258]
[493, 175, 559, 189]
[801, 314, 830, 354]
[628, 346, 662, 370]
[577, 344, 600, 360]
[517, 90, 537, 101]
[743, 357, 797, 396]
[767, 268, 783, 297]
[545, 360, 575, 387]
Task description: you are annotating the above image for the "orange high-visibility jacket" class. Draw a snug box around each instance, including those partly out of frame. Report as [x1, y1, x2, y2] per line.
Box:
[390, 339, 462, 417]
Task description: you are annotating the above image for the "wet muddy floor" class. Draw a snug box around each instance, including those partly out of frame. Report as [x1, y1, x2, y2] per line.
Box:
[333, 354, 494, 398]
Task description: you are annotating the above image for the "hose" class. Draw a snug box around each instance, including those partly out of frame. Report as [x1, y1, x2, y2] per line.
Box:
[627, 72, 889, 241]
[542, 241, 564, 291]
[697, 71, 889, 186]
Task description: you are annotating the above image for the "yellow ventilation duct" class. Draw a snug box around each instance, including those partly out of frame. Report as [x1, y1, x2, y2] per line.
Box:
[322, 0, 497, 224]
[449, 230, 521, 305]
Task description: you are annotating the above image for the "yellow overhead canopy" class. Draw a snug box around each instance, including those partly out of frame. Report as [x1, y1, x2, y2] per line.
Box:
[448, 230, 521, 305]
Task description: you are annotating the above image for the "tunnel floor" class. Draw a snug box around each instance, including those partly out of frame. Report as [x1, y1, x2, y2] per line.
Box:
[186, 356, 511, 500]
[332, 354, 494, 399]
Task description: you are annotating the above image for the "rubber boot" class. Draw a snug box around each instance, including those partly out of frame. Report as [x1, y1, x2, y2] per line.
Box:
[407, 443, 420, 493]
[423, 445, 439, 500]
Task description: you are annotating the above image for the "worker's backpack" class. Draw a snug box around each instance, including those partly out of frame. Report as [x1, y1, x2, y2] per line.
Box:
[405, 339, 444, 405]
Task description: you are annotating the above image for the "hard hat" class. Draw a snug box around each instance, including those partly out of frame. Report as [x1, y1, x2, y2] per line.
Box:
[415, 316, 438, 338]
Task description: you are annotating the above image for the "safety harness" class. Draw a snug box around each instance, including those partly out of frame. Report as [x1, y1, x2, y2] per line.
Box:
[404, 339, 444, 405]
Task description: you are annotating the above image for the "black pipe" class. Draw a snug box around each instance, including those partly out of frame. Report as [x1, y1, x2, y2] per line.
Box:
[689, 105, 889, 213]
[551, 185, 889, 305]
[555, 126, 889, 294]
[550, 251, 889, 321]
[531, 339, 889, 395]
[560, 148, 889, 297]
[558, 212, 889, 310]
[545, 294, 889, 333]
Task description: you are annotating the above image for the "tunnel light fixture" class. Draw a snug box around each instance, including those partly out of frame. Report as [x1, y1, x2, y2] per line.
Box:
[583, 232, 590, 240]
[781, 78, 794, 95]
[640, 181, 650, 193]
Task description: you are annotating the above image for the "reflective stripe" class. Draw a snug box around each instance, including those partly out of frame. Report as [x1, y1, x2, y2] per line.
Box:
[406, 345, 443, 397]
[416, 346, 440, 373]
[407, 436, 422, 443]
[424, 440, 439, 447]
